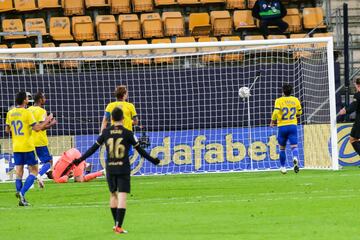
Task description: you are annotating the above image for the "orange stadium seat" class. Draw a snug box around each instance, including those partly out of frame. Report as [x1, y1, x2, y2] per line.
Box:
[96, 15, 118, 41]
[313, 32, 332, 48]
[200, 0, 224, 3]
[177, 0, 200, 4]
[283, 8, 302, 33]
[50, 17, 73, 41]
[210, 11, 232, 36]
[72, 16, 95, 41]
[105, 40, 127, 57]
[175, 37, 196, 53]
[198, 37, 221, 63]
[2, 19, 26, 40]
[303, 7, 327, 29]
[118, 14, 141, 39]
[110, 0, 131, 14]
[245, 35, 264, 40]
[163, 12, 185, 37]
[63, 0, 85, 15]
[14, 0, 37, 12]
[25, 18, 48, 36]
[233, 10, 256, 30]
[151, 38, 174, 64]
[154, 0, 177, 6]
[290, 33, 312, 58]
[128, 40, 151, 65]
[189, 13, 211, 36]
[141, 13, 163, 38]
[132, 0, 153, 12]
[0, 45, 12, 71]
[0, 0, 14, 12]
[225, 0, 246, 9]
[247, 0, 256, 8]
[59, 43, 81, 68]
[12, 44, 36, 70]
[82, 42, 103, 59]
[267, 35, 288, 49]
[85, 0, 110, 8]
[221, 36, 243, 62]
[38, 0, 61, 9]
[35, 42, 58, 65]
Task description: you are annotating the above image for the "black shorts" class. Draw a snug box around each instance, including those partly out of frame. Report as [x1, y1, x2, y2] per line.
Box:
[350, 122, 360, 139]
[106, 173, 130, 193]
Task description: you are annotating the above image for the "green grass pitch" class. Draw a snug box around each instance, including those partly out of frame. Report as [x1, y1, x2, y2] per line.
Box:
[0, 167, 359, 240]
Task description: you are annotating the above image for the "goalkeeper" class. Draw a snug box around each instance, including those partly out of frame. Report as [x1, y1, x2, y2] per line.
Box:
[74, 107, 160, 234]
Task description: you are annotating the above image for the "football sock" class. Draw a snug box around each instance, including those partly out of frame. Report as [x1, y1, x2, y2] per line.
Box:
[291, 147, 299, 160]
[39, 162, 51, 176]
[15, 179, 23, 192]
[111, 208, 117, 224]
[84, 171, 103, 182]
[351, 141, 360, 156]
[116, 208, 126, 228]
[279, 149, 286, 167]
[21, 174, 36, 196]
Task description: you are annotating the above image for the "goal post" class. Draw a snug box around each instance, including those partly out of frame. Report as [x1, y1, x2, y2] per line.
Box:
[0, 37, 339, 181]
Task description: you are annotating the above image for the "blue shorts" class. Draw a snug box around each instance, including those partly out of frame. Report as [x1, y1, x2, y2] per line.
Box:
[277, 125, 298, 147]
[14, 152, 37, 166]
[35, 146, 53, 164]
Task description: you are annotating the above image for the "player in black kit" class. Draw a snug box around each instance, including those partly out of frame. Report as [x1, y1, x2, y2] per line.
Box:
[73, 107, 160, 234]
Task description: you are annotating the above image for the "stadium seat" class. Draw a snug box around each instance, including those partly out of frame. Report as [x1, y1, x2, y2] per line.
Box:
[163, 12, 185, 37]
[177, 0, 200, 4]
[63, 0, 85, 15]
[38, 0, 61, 9]
[233, 10, 256, 30]
[82, 42, 103, 59]
[35, 42, 58, 65]
[132, 0, 153, 12]
[283, 8, 302, 33]
[12, 44, 36, 70]
[267, 35, 288, 49]
[200, 0, 224, 3]
[225, 0, 246, 9]
[0, 45, 12, 71]
[313, 32, 332, 48]
[245, 35, 264, 41]
[198, 37, 221, 63]
[175, 37, 196, 53]
[118, 14, 141, 39]
[105, 40, 127, 57]
[25, 18, 48, 36]
[110, 0, 131, 14]
[189, 13, 211, 36]
[128, 40, 151, 65]
[221, 36, 243, 62]
[290, 33, 312, 58]
[72, 16, 95, 41]
[141, 13, 163, 38]
[151, 38, 174, 64]
[14, 0, 37, 11]
[50, 17, 73, 41]
[85, 0, 110, 8]
[154, 0, 177, 6]
[96, 15, 118, 41]
[247, 0, 256, 8]
[210, 11, 232, 36]
[2, 19, 26, 40]
[303, 7, 327, 29]
[0, 0, 14, 12]
[59, 43, 81, 68]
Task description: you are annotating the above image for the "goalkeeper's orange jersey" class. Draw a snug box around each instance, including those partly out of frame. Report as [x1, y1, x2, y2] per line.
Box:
[52, 148, 81, 182]
[272, 96, 302, 127]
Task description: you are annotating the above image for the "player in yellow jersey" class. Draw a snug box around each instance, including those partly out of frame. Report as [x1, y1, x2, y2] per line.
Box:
[5, 91, 56, 206]
[28, 92, 57, 188]
[270, 84, 302, 174]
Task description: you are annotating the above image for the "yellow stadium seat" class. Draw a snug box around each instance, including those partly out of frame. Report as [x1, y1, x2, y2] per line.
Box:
[247, 0, 256, 8]
[303, 7, 327, 29]
[189, 13, 211, 36]
[290, 33, 312, 58]
[221, 36, 243, 62]
[85, 0, 109, 8]
[14, 0, 37, 11]
[154, 0, 177, 6]
[198, 37, 221, 63]
[245, 35, 264, 40]
[175, 37, 196, 53]
[233, 10, 256, 30]
[25, 18, 48, 36]
[0, 0, 14, 12]
[132, 0, 153, 12]
[12, 44, 35, 70]
[141, 13, 163, 38]
[118, 14, 142, 39]
[210, 11, 232, 36]
[200, 0, 224, 3]
[225, 0, 245, 9]
[59, 43, 81, 68]
[82, 41, 103, 59]
[163, 12, 185, 37]
[110, 0, 131, 14]
[178, 0, 200, 4]
[63, 0, 85, 16]
[38, 0, 61, 9]
[35, 42, 58, 65]
[313, 32, 332, 48]
[72, 16, 95, 41]
[283, 8, 302, 33]
[50, 17, 73, 41]
[267, 35, 288, 49]
[105, 40, 127, 57]
[96, 15, 118, 41]
[0, 45, 12, 71]
[2, 19, 26, 40]
[128, 40, 151, 65]
[151, 38, 174, 64]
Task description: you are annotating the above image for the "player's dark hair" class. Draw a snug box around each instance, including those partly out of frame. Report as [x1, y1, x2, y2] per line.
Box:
[15, 91, 27, 105]
[112, 107, 124, 121]
[115, 85, 127, 100]
[282, 84, 293, 96]
[34, 91, 45, 103]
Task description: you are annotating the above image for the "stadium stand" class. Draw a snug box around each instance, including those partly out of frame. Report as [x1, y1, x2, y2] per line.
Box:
[118, 14, 142, 39]
[198, 36, 221, 63]
[175, 36, 196, 53]
[2, 19, 26, 39]
[177, 0, 200, 5]
[35, 42, 58, 65]
[38, 0, 61, 9]
[303, 7, 327, 29]
[200, 0, 225, 3]
[59, 42, 81, 68]
[50, 17, 74, 41]
[151, 38, 175, 64]
[233, 10, 257, 30]
[128, 39, 151, 65]
[85, 0, 110, 8]
[105, 40, 127, 57]
[247, 0, 256, 9]
[221, 35, 243, 62]
[110, 0, 131, 14]
[162, 12, 185, 37]
[0, 0, 14, 12]
[95, 15, 119, 41]
[25, 18, 48, 36]
[81, 41, 103, 59]
[313, 32, 332, 48]
[141, 13, 164, 38]
[225, 0, 246, 9]
[0, 45, 12, 70]
[72, 16, 96, 41]
[283, 8, 302, 33]
[132, 0, 154, 12]
[12, 44, 35, 70]
[154, 0, 177, 6]
[63, 0, 85, 16]
[14, 0, 37, 12]
[290, 33, 312, 58]
[189, 13, 212, 36]
[210, 11, 232, 36]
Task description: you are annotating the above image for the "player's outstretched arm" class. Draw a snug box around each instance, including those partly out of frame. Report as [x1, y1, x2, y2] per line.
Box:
[74, 142, 101, 166]
[33, 113, 56, 132]
[134, 144, 160, 165]
[100, 116, 108, 134]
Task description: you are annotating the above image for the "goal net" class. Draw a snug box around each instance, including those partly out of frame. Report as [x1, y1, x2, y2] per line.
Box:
[0, 37, 338, 180]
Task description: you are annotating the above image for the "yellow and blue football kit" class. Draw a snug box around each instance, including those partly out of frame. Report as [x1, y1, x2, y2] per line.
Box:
[104, 101, 137, 131]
